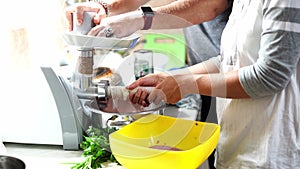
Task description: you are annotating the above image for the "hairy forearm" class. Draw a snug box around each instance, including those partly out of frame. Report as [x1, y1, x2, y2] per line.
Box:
[108, 0, 230, 29]
[152, 0, 230, 29]
[108, 0, 150, 15]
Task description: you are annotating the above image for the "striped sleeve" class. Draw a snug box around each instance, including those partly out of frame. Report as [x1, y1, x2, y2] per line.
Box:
[239, 0, 300, 98]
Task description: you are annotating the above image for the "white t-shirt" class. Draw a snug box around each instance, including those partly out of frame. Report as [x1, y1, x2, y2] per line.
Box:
[215, 0, 300, 168]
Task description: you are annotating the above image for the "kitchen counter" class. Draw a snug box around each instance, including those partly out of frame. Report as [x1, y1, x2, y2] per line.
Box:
[2, 106, 209, 169]
[4, 143, 83, 169]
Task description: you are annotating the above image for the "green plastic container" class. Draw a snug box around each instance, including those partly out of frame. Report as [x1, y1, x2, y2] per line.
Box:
[143, 33, 186, 70]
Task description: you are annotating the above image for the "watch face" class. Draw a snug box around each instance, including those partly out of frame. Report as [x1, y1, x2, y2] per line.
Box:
[141, 6, 153, 13]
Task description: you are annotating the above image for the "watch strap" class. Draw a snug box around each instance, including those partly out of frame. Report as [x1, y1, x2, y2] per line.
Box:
[142, 14, 153, 30]
[140, 7, 154, 30]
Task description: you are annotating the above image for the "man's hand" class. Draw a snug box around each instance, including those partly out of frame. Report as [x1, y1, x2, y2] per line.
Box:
[127, 73, 168, 106]
[64, 2, 106, 31]
[87, 10, 144, 38]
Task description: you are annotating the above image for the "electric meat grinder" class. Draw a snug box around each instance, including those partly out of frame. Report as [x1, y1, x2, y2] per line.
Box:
[42, 29, 165, 149]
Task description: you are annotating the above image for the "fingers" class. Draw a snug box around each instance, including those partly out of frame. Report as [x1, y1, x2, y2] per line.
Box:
[126, 74, 168, 106]
[64, 6, 74, 31]
[129, 88, 166, 106]
[87, 25, 106, 36]
[74, 7, 85, 25]
[93, 10, 106, 25]
[127, 79, 142, 90]
[148, 88, 166, 105]
[128, 88, 150, 107]
[132, 88, 142, 104]
[128, 87, 167, 106]
[65, 2, 105, 31]
[140, 90, 149, 106]
[64, 6, 86, 31]
[127, 74, 158, 90]
[129, 88, 149, 105]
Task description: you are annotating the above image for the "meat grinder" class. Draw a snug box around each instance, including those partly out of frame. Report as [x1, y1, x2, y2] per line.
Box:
[41, 27, 167, 150]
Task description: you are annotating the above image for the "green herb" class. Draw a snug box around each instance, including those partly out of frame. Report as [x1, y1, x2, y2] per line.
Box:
[71, 126, 119, 169]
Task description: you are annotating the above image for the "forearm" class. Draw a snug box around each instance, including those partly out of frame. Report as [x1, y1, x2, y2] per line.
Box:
[155, 69, 249, 104]
[108, 0, 230, 30]
[195, 70, 250, 98]
[167, 57, 220, 76]
[108, 0, 150, 15]
[160, 57, 247, 99]
[151, 0, 230, 29]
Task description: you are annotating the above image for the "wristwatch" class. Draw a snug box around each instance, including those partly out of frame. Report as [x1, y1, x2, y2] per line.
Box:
[140, 6, 154, 30]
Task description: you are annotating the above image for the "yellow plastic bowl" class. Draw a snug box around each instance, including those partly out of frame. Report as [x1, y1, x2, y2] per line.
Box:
[109, 114, 220, 169]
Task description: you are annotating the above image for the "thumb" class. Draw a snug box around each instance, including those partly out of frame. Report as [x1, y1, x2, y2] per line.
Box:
[126, 80, 141, 90]
[93, 12, 106, 25]
[126, 76, 154, 90]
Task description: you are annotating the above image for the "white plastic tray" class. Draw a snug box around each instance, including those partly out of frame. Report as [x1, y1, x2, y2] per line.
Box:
[63, 32, 141, 49]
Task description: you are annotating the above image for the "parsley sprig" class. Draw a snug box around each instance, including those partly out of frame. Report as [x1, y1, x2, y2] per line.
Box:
[71, 126, 119, 169]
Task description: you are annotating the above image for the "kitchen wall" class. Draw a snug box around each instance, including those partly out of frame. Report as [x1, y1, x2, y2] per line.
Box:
[0, 0, 68, 145]
[0, 0, 186, 145]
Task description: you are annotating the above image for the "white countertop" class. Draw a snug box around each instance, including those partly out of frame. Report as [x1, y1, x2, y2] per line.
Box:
[3, 143, 84, 169]
[2, 106, 209, 169]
